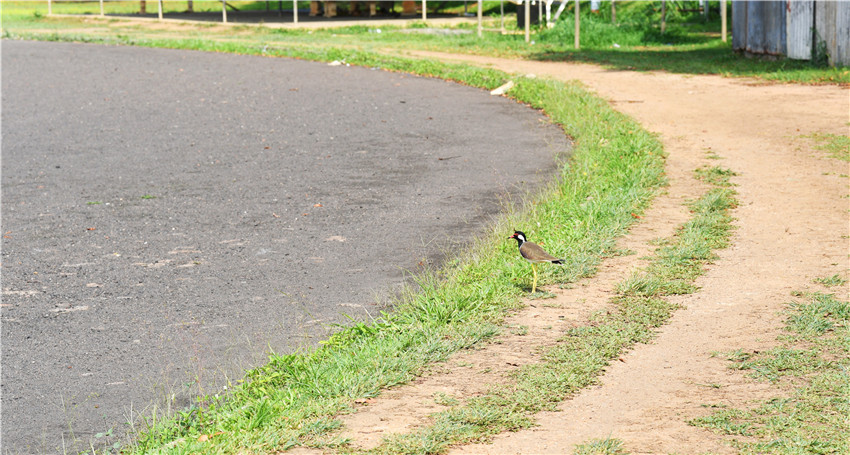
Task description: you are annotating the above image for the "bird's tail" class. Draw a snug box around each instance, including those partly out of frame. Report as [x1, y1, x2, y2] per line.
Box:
[552, 259, 565, 264]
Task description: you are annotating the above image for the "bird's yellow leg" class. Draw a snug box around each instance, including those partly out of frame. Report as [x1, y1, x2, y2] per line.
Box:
[531, 263, 538, 293]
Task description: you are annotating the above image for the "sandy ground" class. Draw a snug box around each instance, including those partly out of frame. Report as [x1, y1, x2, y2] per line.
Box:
[335, 52, 850, 454]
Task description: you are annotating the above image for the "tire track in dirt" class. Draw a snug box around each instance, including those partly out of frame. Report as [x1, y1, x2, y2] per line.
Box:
[406, 52, 849, 454]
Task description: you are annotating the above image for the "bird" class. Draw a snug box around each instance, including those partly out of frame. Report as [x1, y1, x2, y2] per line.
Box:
[509, 230, 563, 293]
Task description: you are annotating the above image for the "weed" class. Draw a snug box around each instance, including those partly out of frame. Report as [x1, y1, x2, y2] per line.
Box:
[574, 437, 627, 455]
[814, 274, 847, 287]
[694, 165, 737, 187]
[509, 325, 529, 336]
[804, 132, 850, 161]
[433, 392, 459, 407]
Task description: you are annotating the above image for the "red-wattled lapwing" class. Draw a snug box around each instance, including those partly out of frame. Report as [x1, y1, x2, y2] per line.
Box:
[509, 230, 563, 293]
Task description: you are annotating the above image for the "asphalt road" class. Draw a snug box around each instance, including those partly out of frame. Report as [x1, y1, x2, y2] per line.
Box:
[1, 40, 569, 453]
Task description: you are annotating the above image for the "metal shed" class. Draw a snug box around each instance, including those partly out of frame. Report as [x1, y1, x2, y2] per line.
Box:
[732, 0, 849, 66]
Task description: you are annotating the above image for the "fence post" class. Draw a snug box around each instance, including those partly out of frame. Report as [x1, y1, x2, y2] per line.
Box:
[500, 0, 505, 33]
[478, 0, 483, 37]
[222, 0, 227, 22]
[721, 0, 727, 42]
[524, 0, 530, 43]
[575, 0, 580, 49]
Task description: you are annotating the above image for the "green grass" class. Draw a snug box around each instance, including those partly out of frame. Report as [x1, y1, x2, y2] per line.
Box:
[804, 132, 850, 162]
[814, 274, 847, 287]
[689, 290, 850, 454]
[574, 438, 627, 455]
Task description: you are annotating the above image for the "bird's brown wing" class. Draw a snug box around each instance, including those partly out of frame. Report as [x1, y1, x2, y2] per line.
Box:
[521, 242, 561, 263]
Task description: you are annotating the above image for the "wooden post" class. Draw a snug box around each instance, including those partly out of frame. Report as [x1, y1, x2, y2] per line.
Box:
[477, 0, 482, 37]
[721, 0, 727, 42]
[158, 0, 163, 20]
[47, 0, 52, 15]
[293, 0, 298, 22]
[99, 0, 104, 16]
[140, 0, 146, 14]
[524, 0, 530, 43]
[574, 0, 580, 49]
[611, 0, 616, 24]
[188, 1, 193, 12]
[423, 0, 427, 20]
[660, 0, 666, 35]
[222, 0, 227, 22]
[499, 0, 504, 30]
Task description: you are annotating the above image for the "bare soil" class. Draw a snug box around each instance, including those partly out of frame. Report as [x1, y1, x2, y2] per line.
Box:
[336, 53, 850, 454]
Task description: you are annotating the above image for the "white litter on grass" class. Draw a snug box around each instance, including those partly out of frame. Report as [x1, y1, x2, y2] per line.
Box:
[490, 80, 515, 96]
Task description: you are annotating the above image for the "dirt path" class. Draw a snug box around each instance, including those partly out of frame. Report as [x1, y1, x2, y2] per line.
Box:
[334, 52, 849, 454]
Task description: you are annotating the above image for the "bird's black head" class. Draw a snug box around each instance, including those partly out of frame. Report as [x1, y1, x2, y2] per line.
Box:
[509, 230, 527, 244]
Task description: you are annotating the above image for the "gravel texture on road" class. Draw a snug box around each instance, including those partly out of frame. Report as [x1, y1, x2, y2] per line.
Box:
[0, 40, 569, 453]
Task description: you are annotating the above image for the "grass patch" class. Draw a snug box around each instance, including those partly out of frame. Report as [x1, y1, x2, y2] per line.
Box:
[574, 437, 627, 455]
[814, 274, 847, 287]
[689, 291, 850, 453]
[804, 132, 850, 161]
[694, 165, 738, 187]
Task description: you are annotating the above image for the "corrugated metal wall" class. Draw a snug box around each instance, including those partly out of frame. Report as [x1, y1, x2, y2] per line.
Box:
[732, 1, 786, 56]
[815, 0, 850, 66]
[786, 0, 813, 60]
[732, 0, 849, 66]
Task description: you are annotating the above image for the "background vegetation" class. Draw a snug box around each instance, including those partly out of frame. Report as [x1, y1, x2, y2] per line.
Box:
[3, 1, 848, 84]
